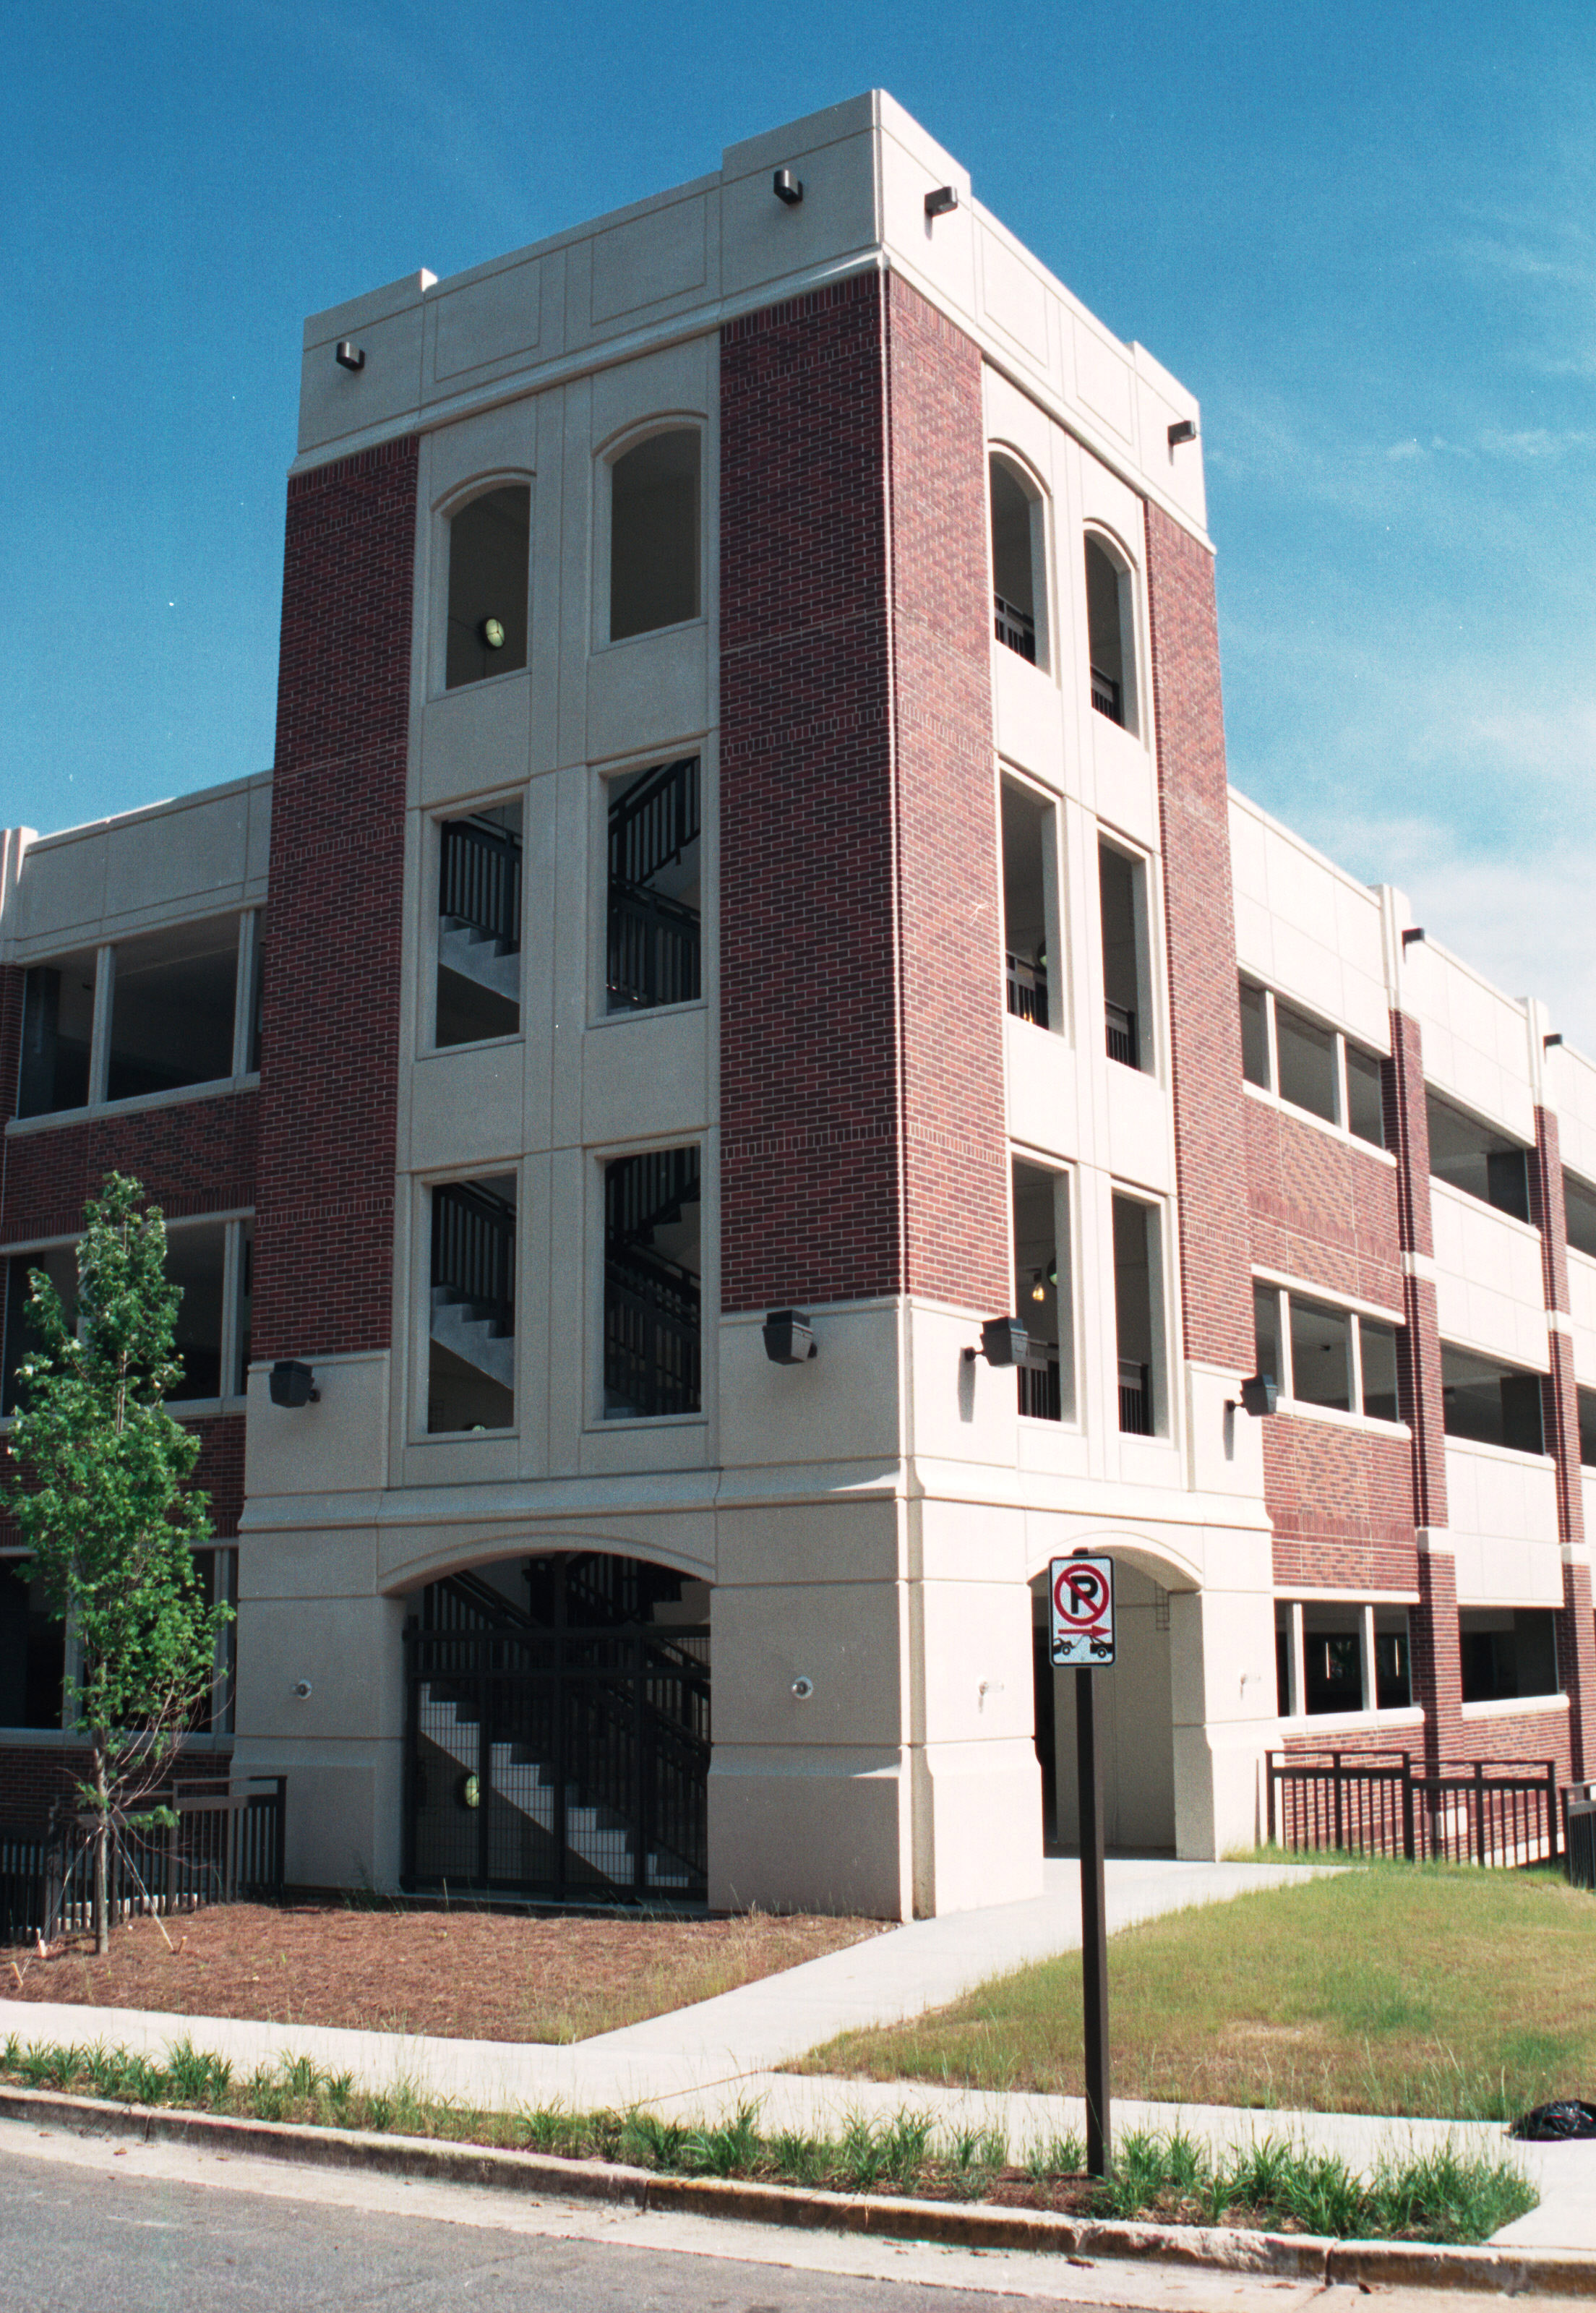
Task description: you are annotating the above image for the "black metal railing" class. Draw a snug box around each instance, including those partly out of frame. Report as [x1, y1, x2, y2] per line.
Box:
[605, 1148, 700, 1252]
[605, 1248, 701, 1419]
[1006, 953, 1049, 1029]
[608, 884, 700, 1012]
[1091, 666, 1123, 724]
[441, 818, 522, 949]
[994, 594, 1036, 662]
[1118, 1357, 1152, 1436]
[404, 1602, 710, 1902]
[432, 1180, 515, 1335]
[1106, 1000, 1138, 1069]
[1, 1778, 286, 1947]
[609, 756, 700, 893]
[1565, 1783, 1596, 1887]
[1018, 1357, 1062, 1422]
[1267, 1750, 1562, 1867]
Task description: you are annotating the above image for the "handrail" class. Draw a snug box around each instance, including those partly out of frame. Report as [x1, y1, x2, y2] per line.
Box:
[609, 755, 700, 893]
[1005, 951, 1048, 1029]
[1105, 999, 1138, 1069]
[608, 882, 700, 1010]
[432, 1180, 515, 1334]
[441, 818, 522, 949]
[1091, 666, 1123, 724]
[605, 1148, 700, 1250]
[994, 593, 1036, 661]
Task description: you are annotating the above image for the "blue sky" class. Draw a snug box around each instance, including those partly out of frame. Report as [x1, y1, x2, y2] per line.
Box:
[5, 3, 1592, 1039]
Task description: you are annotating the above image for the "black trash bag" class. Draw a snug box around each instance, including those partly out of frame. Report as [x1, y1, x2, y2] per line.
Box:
[1514, 2101, 1596, 2140]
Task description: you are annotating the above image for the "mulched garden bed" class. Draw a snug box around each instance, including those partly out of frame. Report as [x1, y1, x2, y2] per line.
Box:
[1, 1900, 885, 2042]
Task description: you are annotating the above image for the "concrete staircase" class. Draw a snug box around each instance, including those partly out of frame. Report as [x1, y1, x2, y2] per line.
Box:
[420, 1683, 692, 1891]
[429, 1285, 514, 1389]
[439, 914, 520, 1003]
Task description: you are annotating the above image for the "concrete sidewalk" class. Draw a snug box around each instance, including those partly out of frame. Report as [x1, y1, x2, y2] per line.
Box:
[4, 1854, 1587, 2250]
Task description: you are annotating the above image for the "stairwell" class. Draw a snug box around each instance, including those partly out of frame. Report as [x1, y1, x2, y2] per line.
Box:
[418, 1684, 692, 1891]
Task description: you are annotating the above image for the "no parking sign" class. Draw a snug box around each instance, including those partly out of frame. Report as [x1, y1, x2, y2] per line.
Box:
[1049, 1554, 1116, 1668]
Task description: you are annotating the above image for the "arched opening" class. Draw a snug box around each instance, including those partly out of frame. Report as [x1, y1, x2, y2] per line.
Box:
[1031, 1553, 1177, 1855]
[1084, 533, 1136, 731]
[403, 1550, 710, 1901]
[989, 454, 1047, 666]
[445, 484, 531, 690]
[608, 427, 701, 641]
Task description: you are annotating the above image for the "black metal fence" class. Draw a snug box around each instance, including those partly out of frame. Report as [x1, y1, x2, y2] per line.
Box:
[1, 1777, 286, 1947]
[1267, 1749, 1561, 1868]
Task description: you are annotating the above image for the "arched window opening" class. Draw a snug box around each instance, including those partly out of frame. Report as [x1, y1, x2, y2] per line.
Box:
[990, 456, 1044, 664]
[609, 428, 701, 642]
[1084, 536, 1133, 729]
[445, 485, 531, 690]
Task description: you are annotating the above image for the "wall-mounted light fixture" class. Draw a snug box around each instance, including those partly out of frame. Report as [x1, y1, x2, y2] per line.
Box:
[791, 1675, 814, 1700]
[964, 1315, 1026, 1368]
[1402, 926, 1427, 950]
[1030, 1269, 1046, 1303]
[269, 1359, 320, 1408]
[773, 168, 803, 206]
[1167, 419, 1198, 447]
[924, 184, 959, 220]
[293, 1679, 313, 1700]
[478, 617, 506, 651]
[763, 1309, 818, 1364]
[1545, 1032, 1565, 1050]
[1230, 1373, 1279, 1418]
[335, 341, 365, 372]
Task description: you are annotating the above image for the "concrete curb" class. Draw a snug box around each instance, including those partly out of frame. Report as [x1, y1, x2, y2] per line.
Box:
[2, 2084, 1588, 2295]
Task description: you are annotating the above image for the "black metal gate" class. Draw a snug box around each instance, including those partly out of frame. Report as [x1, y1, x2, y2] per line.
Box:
[402, 1558, 710, 1903]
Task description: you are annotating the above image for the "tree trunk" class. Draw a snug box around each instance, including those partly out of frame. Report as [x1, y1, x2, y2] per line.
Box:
[93, 1743, 110, 1956]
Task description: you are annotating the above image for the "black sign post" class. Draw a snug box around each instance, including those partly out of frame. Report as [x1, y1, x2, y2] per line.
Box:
[1076, 1657, 1110, 2178]
[1050, 1550, 1114, 2180]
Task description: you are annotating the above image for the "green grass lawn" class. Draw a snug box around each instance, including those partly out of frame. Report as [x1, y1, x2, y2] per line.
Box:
[794, 1863, 1596, 2120]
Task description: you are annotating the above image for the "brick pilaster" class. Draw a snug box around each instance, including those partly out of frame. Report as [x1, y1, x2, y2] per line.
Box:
[719, 271, 1006, 1318]
[1143, 507, 1253, 1373]
[253, 436, 419, 1362]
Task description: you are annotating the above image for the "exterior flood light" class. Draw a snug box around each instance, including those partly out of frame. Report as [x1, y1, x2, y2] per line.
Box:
[1545, 1032, 1564, 1050]
[924, 184, 959, 220]
[269, 1359, 320, 1408]
[1402, 926, 1427, 950]
[335, 340, 365, 372]
[964, 1315, 1027, 1368]
[1167, 419, 1198, 447]
[763, 1309, 817, 1365]
[1238, 1374, 1279, 1419]
[773, 168, 803, 206]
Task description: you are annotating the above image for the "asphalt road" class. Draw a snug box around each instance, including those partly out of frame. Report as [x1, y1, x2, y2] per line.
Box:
[0, 2121, 1528, 2313]
[0, 2135, 1096, 2313]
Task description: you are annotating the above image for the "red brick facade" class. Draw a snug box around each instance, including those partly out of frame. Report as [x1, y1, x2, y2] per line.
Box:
[1144, 506, 1254, 1373]
[719, 273, 1005, 1316]
[0, 1091, 257, 1246]
[253, 435, 419, 1361]
[884, 275, 1007, 1311]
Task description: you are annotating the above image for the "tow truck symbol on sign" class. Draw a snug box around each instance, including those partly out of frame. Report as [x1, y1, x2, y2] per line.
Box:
[1049, 1554, 1116, 1668]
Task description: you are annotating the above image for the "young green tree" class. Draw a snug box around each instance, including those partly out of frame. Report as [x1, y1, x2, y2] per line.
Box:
[3, 1172, 231, 1953]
